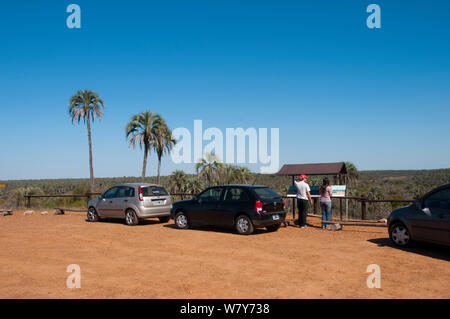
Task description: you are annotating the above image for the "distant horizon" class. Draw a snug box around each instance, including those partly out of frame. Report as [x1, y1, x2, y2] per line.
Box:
[2, 166, 450, 182]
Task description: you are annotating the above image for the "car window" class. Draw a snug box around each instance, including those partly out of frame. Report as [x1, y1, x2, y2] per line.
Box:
[103, 187, 118, 199]
[198, 188, 223, 202]
[116, 187, 135, 198]
[141, 186, 168, 197]
[424, 188, 450, 210]
[252, 187, 281, 200]
[224, 188, 249, 201]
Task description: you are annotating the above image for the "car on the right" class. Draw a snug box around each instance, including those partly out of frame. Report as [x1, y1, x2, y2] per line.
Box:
[388, 184, 450, 247]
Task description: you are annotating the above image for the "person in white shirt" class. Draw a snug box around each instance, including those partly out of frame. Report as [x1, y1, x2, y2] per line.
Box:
[294, 174, 313, 228]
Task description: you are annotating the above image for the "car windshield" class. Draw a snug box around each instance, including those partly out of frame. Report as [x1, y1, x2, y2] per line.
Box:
[141, 186, 168, 197]
[253, 187, 281, 200]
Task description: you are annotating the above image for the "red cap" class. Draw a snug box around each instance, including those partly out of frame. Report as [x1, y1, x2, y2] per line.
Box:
[299, 174, 308, 180]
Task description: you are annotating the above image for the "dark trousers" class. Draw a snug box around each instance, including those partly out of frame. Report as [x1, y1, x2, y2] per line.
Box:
[297, 199, 309, 226]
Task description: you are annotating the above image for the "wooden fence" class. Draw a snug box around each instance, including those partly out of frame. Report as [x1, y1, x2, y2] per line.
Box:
[24, 193, 415, 221]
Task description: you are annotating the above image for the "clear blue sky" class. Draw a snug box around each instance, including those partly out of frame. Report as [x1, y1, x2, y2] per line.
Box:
[0, 0, 449, 180]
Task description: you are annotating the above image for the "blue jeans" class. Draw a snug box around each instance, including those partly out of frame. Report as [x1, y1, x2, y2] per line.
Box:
[321, 201, 332, 228]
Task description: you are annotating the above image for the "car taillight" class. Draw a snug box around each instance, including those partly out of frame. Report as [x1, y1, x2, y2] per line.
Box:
[255, 200, 263, 213]
[283, 200, 285, 209]
[138, 187, 144, 201]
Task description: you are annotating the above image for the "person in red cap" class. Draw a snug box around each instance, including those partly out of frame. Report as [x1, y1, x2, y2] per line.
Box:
[294, 174, 313, 228]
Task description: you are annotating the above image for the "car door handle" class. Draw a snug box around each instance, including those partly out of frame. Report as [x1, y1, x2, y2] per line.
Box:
[109, 200, 113, 203]
[124, 199, 128, 202]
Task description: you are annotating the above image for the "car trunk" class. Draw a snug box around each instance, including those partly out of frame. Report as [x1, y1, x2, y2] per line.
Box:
[262, 198, 284, 213]
[252, 187, 284, 213]
[141, 186, 171, 208]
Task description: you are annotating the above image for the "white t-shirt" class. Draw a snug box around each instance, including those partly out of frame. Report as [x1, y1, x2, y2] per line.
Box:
[295, 180, 310, 200]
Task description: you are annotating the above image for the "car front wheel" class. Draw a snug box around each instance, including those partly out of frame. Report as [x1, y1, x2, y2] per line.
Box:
[235, 215, 254, 235]
[87, 207, 99, 222]
[174, 211, 190, 229]
[389, 222, 411, 247]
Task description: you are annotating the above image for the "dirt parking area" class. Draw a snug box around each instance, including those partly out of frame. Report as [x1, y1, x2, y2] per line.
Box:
[0, 210, 449, 299]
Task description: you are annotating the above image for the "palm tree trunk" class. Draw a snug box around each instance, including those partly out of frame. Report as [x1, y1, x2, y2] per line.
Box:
[86, 114, 95, 193]
[157, 156, 162, 185]
[142, 144, 148, 181]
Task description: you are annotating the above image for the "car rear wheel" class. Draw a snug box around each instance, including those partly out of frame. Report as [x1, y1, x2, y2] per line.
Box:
[235, 215, 254, 235]
[266, 224, 281, 232]
[158, 216, 170, 223]
[174, 211, 190, 229]
[389, 222, 411, 247]
[125, 209, 139, 226]
[87, 207, 99, 222]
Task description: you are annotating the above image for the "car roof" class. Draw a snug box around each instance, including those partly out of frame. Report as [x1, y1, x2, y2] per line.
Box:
[114, 183, 163, 187]
[424, 183, 450, 197]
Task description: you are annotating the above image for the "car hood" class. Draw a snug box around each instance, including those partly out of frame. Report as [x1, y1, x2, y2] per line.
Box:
[388, 204, 413, 219]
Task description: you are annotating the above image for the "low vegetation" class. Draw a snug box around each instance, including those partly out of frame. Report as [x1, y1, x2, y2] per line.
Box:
[1, 167, 449, 220]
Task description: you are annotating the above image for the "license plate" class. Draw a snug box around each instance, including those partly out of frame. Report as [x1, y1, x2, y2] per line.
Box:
[272, 214, 280, 220]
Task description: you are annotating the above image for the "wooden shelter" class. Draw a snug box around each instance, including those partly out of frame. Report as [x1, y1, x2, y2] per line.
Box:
[277, 162, 348, 220]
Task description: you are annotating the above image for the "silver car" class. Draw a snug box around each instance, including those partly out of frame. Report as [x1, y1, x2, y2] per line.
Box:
[87, 183, 172, 225]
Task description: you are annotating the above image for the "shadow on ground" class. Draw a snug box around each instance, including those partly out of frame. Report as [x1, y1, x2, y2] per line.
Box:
[84, 218, 163, 226]
[163, 223, 270, 235]
[368, 238, 450, 262]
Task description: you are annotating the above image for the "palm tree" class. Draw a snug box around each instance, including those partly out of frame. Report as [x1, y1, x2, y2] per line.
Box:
[168, 170, 188, 198]
[152, 120, 176, 185]
[219, 164, 238, 184]
[235, 166, 253, 184]
[196, 152, 223, 186]
[186, 178, 204, 196]
[69, 90, 104, 193]
[345, 162, 360, 186]
[125, 111, 163, 180]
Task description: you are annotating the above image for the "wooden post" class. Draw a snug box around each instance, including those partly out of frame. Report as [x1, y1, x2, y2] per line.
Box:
[313, 197, 318, 215]
[27, 196, 31, 208]
[361, 196, 366, 220]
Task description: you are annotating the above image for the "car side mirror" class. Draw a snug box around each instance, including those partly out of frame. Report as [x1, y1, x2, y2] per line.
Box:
[414, 200, 421, 209]
[98, 195, 103, 200]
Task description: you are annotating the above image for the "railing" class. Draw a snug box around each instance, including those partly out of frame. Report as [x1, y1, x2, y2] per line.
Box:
[282, 196, 415, 221]
[24, 193, 415, 221]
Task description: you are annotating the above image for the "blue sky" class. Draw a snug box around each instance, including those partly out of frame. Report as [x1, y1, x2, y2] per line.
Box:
[0, 0, 449, 180]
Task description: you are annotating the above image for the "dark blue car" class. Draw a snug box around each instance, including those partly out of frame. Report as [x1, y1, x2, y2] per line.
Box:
[171, 185, 286, 235]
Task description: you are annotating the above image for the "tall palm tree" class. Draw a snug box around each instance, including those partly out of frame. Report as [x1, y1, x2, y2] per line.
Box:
[153, 120, 176, 185]
[69, 90, 104, 192]
[196, 152, 223, 187]
[125, 111, 163, 180]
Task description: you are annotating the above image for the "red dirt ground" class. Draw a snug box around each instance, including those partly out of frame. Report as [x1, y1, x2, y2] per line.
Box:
[0, 210, 449, 299]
